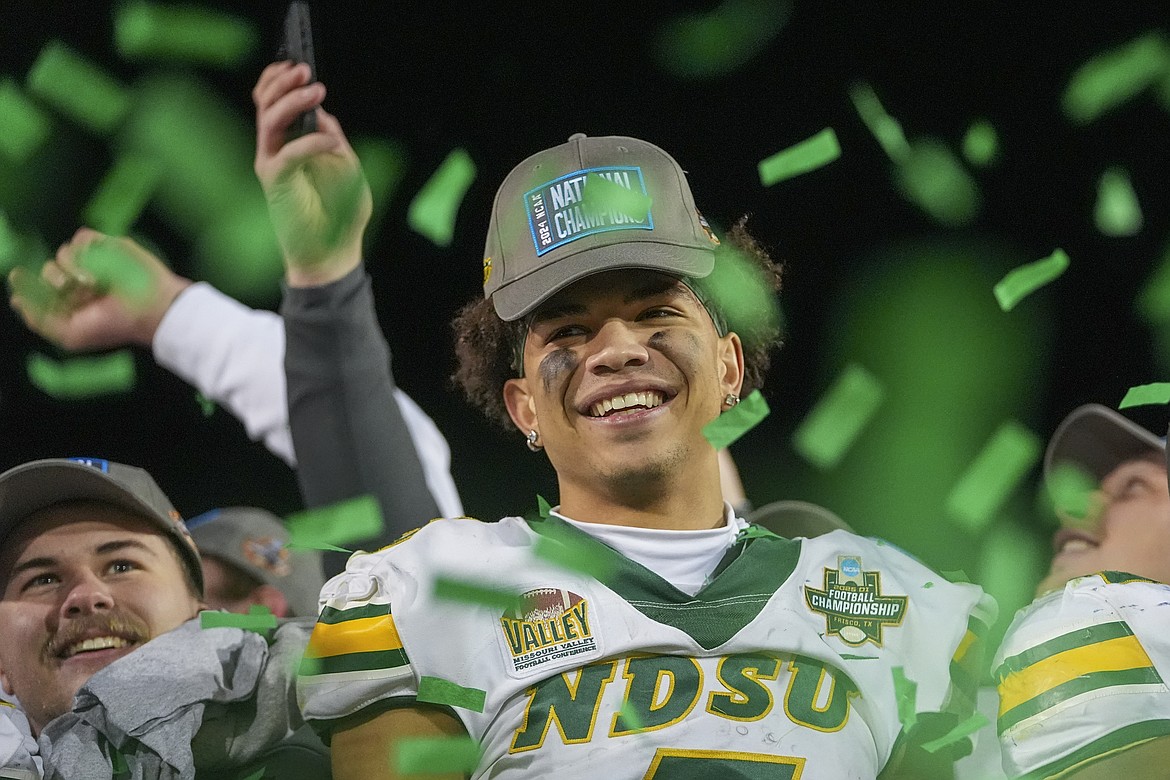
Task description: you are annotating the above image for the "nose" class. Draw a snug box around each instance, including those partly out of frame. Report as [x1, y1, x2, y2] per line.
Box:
[59, 570, 114, 619]
[583, 319, 650, 373]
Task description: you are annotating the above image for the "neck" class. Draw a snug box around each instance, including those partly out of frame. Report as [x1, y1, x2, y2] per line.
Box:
[556, 452, 726, 531]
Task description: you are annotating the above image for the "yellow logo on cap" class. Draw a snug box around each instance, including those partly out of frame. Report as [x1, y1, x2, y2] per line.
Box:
[483, 257, 493, 285]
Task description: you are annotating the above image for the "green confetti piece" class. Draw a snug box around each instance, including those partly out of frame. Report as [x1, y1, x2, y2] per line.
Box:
[285, 540, 352, 554]
[114, 2, 258, 68]
[27, 351, 136, 400]
[1095, 166, 1143, 237]
[757, 128, 841, 186]
[616, 700, 647, 733]
[285, 494, 384, 551]
[1062, 31, 1170, 124]
[894, 138, 981, 227]
[922, 582, 934, 589]
[582, 172, 653, 221]
[848, 82, 910, 162]
[702, 241, 783, 347]
[417, 676, 487, 713]
[76, 240, 154, 307]
[433, 577, 523, 613]
[26, 40, 131, 133]
[920, 712, 989, 754]
[352, 136, 409, 245]
[1046, 462, 1097, 522]
[961, 120, 998, 167]
[1119, 381, 1170, 409]
[195, 208, 284, 304]
[110, 748, 128, 775]
[0, 212, 20, 273]
[199, 608, 277, 633]
[237, 770, 266, 780]
[395, 736, 481, 776]
[651, 0, 792, 80]
[407, 148, 476, 247]
[945, 421, 1041, 533]
[1136, 245, 1170, 325]
[83, 153, 164, 236]
[195, 391, 215, 417]
[533, 534, 616, 582]
[792, 363, 884, 469]
[993, 248, 1070, 312]
[891, 667, 918, 732]
[702, 389, 770, 450]
[0, 79, 52, 162]
[838, 654, 876, 660]
[536, 494, 552, 518]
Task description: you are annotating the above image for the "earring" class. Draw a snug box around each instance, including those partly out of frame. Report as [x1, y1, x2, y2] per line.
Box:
[526, 430, 543, 452]
[723, 393, 740, 409]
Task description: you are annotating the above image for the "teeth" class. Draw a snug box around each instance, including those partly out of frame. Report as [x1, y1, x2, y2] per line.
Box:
[65, 636, 130, 658]
[590, 391, 664, 417]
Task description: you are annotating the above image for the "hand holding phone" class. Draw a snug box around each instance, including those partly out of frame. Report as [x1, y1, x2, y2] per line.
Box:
[278, 1, 317, 139]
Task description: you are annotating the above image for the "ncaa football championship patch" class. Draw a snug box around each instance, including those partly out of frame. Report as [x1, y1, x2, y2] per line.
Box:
[804, 556, 908, 647]
[525, 166, 653, 256]
[498, 587, 600, 678]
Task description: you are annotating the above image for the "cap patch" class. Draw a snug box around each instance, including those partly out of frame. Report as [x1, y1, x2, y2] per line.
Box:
[242, 536, 292, 577]
[525, 166, 653, 257]
[67, 457, 109, 472]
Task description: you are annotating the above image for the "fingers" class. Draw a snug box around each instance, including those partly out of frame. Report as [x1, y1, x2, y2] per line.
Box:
[254, 66, 327, 163]
[252, 60, 310, 113]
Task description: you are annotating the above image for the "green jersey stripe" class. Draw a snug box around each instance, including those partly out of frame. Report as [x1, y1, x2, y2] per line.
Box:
[299, 647, 410, 677]
[317, 602, 391, 625]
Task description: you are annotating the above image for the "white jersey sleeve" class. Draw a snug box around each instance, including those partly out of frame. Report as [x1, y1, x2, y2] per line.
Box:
[994, 572, 1170, 779]
[152, 283, 463, 518]
[0, 700, 41, 780]
[299, 518, 994, 778]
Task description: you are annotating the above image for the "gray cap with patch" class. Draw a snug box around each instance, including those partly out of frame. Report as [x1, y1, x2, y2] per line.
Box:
[1044, 403, 1164, 484]
[483, 133, 721, 321]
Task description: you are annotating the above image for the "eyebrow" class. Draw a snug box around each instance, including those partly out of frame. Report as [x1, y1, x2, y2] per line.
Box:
[8, 539, 159, 581]
[529, 280, 689, 326]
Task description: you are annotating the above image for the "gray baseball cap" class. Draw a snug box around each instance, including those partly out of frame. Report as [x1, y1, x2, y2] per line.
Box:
[186, 506, 324, 617]
[1044, 403, 1164, 484]
[0, 457, 203, 593]
[748, 500, 855, 538]
[483, 133, 722, 321]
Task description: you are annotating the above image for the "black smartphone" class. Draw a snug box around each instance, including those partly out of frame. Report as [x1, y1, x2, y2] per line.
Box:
[278, 1, 317, 139]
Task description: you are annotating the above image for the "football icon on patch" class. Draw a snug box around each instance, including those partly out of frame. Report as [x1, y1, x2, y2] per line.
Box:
[512, 587, 582, 622]
[242, 536, 292, 577]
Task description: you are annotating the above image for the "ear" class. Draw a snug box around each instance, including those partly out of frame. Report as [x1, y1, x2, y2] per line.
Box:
[503, 377, 539, 437]
[718, 332, 745, 398]
[250, 584, 290, 619]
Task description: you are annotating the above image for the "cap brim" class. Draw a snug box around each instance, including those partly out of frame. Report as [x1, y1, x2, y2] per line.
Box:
[1044, 404, 1164, 483]
[748, 500, 854, 539]
[492, 241, 715, 321]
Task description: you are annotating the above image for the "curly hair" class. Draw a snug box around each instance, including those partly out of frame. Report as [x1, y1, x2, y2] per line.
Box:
[451, 216, 784, 429]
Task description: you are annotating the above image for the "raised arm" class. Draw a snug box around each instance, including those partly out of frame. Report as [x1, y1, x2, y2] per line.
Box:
[253, 61, 455, 574]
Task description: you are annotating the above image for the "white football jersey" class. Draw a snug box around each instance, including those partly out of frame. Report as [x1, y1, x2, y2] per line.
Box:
[299, 516, 993, 779]
[994, 572, 1170, 779]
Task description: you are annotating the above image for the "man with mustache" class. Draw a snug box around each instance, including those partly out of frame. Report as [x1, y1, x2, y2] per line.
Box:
[994, 404, 1170, 779]
[0, 457, 328, 778]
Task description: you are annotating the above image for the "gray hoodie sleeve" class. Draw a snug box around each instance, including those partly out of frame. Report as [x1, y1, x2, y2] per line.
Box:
[281, 266, 442, 576]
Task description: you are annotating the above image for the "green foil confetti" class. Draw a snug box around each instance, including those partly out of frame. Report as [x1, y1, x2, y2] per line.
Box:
[920, 712, 989, 754]
[848, 82, 910, 162]
[114, 2, 258, 68]
[792, 363, 884, 470]
[702, 389, 770, 450]
[285, 495, 384, 550]
[417, 676, 487, 713]
[1118, 382, 1170, 409]
[26, 40, 131, 133]
[83, 153, 164, 236]
[407, 148, 476, 247]
[894, 138, 981, 227]
[993, 249, 1070, 312]
[945, 421, 1041, 533]
[1094, 166, 1143, 237]
[433, 577, 522, 613]
[758, 128, 841, 186]
[1045, 462, 1097, 524]
[395, 736, 481, 775]
[199, 607, 277, 633]
[891, 667, 918, 732]
[651, 0, 792, 80]
[532, 534, 616, 582]
[26, 351, 136, 400]
[961, 120, 999, 167]
[0, 79, 52, 162]
[1062, 31, 1170, 124]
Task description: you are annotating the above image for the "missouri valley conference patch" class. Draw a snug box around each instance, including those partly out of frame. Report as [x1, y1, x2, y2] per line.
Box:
[804, 556, 908, 647]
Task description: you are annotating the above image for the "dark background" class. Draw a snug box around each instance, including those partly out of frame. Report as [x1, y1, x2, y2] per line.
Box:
[2, 1, 1169, 636]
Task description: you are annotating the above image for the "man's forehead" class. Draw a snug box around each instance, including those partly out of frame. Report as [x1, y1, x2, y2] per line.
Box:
[533, 270, 693, 318]
[4, 502, 167, 562]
